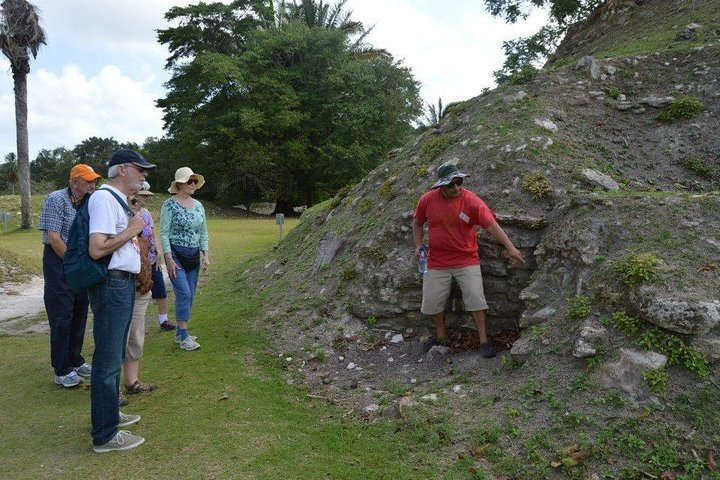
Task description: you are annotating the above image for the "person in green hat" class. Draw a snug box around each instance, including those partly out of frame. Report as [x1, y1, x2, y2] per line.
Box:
[412, 160, 525, 358]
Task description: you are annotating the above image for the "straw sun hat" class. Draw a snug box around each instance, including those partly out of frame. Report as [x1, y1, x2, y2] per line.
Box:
[168, 167, 205, 194]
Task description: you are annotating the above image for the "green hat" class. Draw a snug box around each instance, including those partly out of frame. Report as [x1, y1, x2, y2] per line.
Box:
[432, 161, 468, 189]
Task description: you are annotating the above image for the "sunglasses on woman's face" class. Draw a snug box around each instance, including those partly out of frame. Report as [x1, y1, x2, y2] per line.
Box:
[185, 179, 199, 185]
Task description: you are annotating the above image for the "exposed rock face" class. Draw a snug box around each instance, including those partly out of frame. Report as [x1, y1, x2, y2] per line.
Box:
[600, 348, 667, 403]
[253, 6, 720, 373]
[641, 298, 720, 334]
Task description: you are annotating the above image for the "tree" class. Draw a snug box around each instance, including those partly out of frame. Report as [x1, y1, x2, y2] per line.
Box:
[484, 0, 601, 82]
[423, 98, 446, 128]
[30, 147, 78, 189]
[72, 136, 140, 176]
[0, 0, 46, 228]
[157, 1, 421, 213]
[1, 152, 19, 194]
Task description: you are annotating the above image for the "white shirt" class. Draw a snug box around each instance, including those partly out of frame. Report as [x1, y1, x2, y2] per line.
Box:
[88, 184, 141, 274]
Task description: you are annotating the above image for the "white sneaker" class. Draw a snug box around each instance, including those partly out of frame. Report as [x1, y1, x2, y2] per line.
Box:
[75, 363, 92, 378]
[93, 430, 145, 453]
[179, 337, 201, 351]
[175, 334, 198, 344]
[54, 371, 83, 388]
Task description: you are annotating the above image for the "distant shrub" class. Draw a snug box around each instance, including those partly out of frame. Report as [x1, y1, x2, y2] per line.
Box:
[657, 95, 705, 122]
[566, 295, 591, 320]
[612, 253, 659, 287]
[340, 264, 357, 281]
[521, 171, 553, 198]
[419, 133, 456, 160]
[685, 158, 717, 179]
[416, 164, 429, 176]
[508, 66, 537, 85]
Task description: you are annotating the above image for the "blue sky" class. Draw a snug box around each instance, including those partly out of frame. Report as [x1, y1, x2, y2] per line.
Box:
[0, 0, 546, 160]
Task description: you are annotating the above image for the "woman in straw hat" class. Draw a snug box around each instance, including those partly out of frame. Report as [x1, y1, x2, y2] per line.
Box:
[160, 168, 209, 351]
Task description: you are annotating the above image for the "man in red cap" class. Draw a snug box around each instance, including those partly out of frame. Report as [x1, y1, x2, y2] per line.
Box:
[39, 164, 102, 387]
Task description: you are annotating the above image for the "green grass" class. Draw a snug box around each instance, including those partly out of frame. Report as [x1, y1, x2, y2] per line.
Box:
[0, 213, 443, 479]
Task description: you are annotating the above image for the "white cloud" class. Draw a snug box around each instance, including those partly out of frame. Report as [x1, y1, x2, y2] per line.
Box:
[0, 62, 163, 156]
[0, 0, 552, 159]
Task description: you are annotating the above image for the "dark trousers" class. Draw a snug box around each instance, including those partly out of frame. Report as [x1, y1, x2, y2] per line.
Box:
[42, 244, 89, 376]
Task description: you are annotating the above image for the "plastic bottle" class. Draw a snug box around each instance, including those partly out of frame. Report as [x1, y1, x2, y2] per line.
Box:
[418, 245, 428, 276]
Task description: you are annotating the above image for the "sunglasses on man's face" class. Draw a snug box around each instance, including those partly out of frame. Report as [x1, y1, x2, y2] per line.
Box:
[447, 178, 463, 188]
[185, 179, 199, 185]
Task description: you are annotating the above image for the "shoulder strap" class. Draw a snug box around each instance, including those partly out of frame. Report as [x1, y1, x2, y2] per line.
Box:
[97, 187, 134, 216]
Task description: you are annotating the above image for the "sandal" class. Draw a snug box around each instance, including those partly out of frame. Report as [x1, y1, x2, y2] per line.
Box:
[125, 380, 157, 394]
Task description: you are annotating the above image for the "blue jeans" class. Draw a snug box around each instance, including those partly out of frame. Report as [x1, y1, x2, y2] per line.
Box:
[88, 274, 136, 446]
[170, 245, 200, 322]
[42, 244, 89, 376]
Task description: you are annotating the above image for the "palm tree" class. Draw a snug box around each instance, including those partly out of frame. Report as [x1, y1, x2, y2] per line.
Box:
[424, 98, 446, 128]
[273, 0, 383, 55]
[0, 0, 46, 229]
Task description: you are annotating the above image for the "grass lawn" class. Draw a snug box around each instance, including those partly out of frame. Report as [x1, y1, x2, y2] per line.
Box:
[0, 216, 442, 479]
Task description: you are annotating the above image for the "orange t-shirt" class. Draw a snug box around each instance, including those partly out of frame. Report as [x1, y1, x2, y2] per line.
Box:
[413, 188, 497, 269]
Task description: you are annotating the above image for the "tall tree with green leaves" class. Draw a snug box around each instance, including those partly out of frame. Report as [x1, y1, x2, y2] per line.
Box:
[0, 0, 46, 228]
[157, 1, 421, 213]
[485, 0, 601, 83]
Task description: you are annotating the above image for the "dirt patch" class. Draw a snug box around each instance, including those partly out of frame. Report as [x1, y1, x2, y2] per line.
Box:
[0, 275, 47, 335]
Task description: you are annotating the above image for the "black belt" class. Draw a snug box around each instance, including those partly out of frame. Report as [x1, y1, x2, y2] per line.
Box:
[107, 270, 138, 281]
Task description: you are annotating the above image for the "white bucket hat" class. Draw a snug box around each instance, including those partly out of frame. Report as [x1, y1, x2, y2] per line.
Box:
[168, 167, 205, 194]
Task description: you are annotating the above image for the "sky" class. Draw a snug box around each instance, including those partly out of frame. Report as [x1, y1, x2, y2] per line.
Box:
[0, 0, 547, 160]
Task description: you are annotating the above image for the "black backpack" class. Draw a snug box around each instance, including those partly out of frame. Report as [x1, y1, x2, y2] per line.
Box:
[63, 187, 133, 293]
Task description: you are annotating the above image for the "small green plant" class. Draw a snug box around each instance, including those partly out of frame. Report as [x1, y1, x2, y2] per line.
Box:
[612, 311, 640, 335]
[605, 86, 623, 99]
[612, 253, 659, 287]
[566, 295, 591, 320]
[357, 198, 374, 214]
[637, 328, 710, 377]
[363, 245, 386, 263]
[642, 369, 668, 394]
[415, 163, 429, 176]
[379, 177, 397, 199]
[521, 171, 553, 198]
[419, 133, 456, 160]
[657, 95, 705, 122]
[685, 157, 717, 179]
[340, 263, 357, 281]
[682, 348, 710, 377]
[366, 315, 378, 326]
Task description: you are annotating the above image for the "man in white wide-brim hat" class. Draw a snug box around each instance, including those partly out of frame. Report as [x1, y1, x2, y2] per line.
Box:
[412, 159, 525, 359]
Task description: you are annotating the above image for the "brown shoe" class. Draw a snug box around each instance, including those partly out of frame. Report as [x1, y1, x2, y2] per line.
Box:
[119, 393, 129, 407]
[125, 380, 157, 394]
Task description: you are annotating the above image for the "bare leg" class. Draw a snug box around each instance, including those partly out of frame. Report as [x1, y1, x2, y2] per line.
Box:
[431, 312, 448, 339]
[470, 310, 489, 343]
[123, 360, 139, 388]
[156, 298, 168, 316]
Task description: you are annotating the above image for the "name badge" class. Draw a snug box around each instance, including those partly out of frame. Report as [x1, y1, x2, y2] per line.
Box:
[459, 212, 470, 223]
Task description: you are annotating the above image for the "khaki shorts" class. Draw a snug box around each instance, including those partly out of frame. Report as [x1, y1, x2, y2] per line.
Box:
[421, 265, 488, 315]
[125, 291, 152, 362]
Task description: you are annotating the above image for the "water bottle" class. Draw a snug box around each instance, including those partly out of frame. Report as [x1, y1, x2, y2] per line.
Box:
[418, 245, 428, 276]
